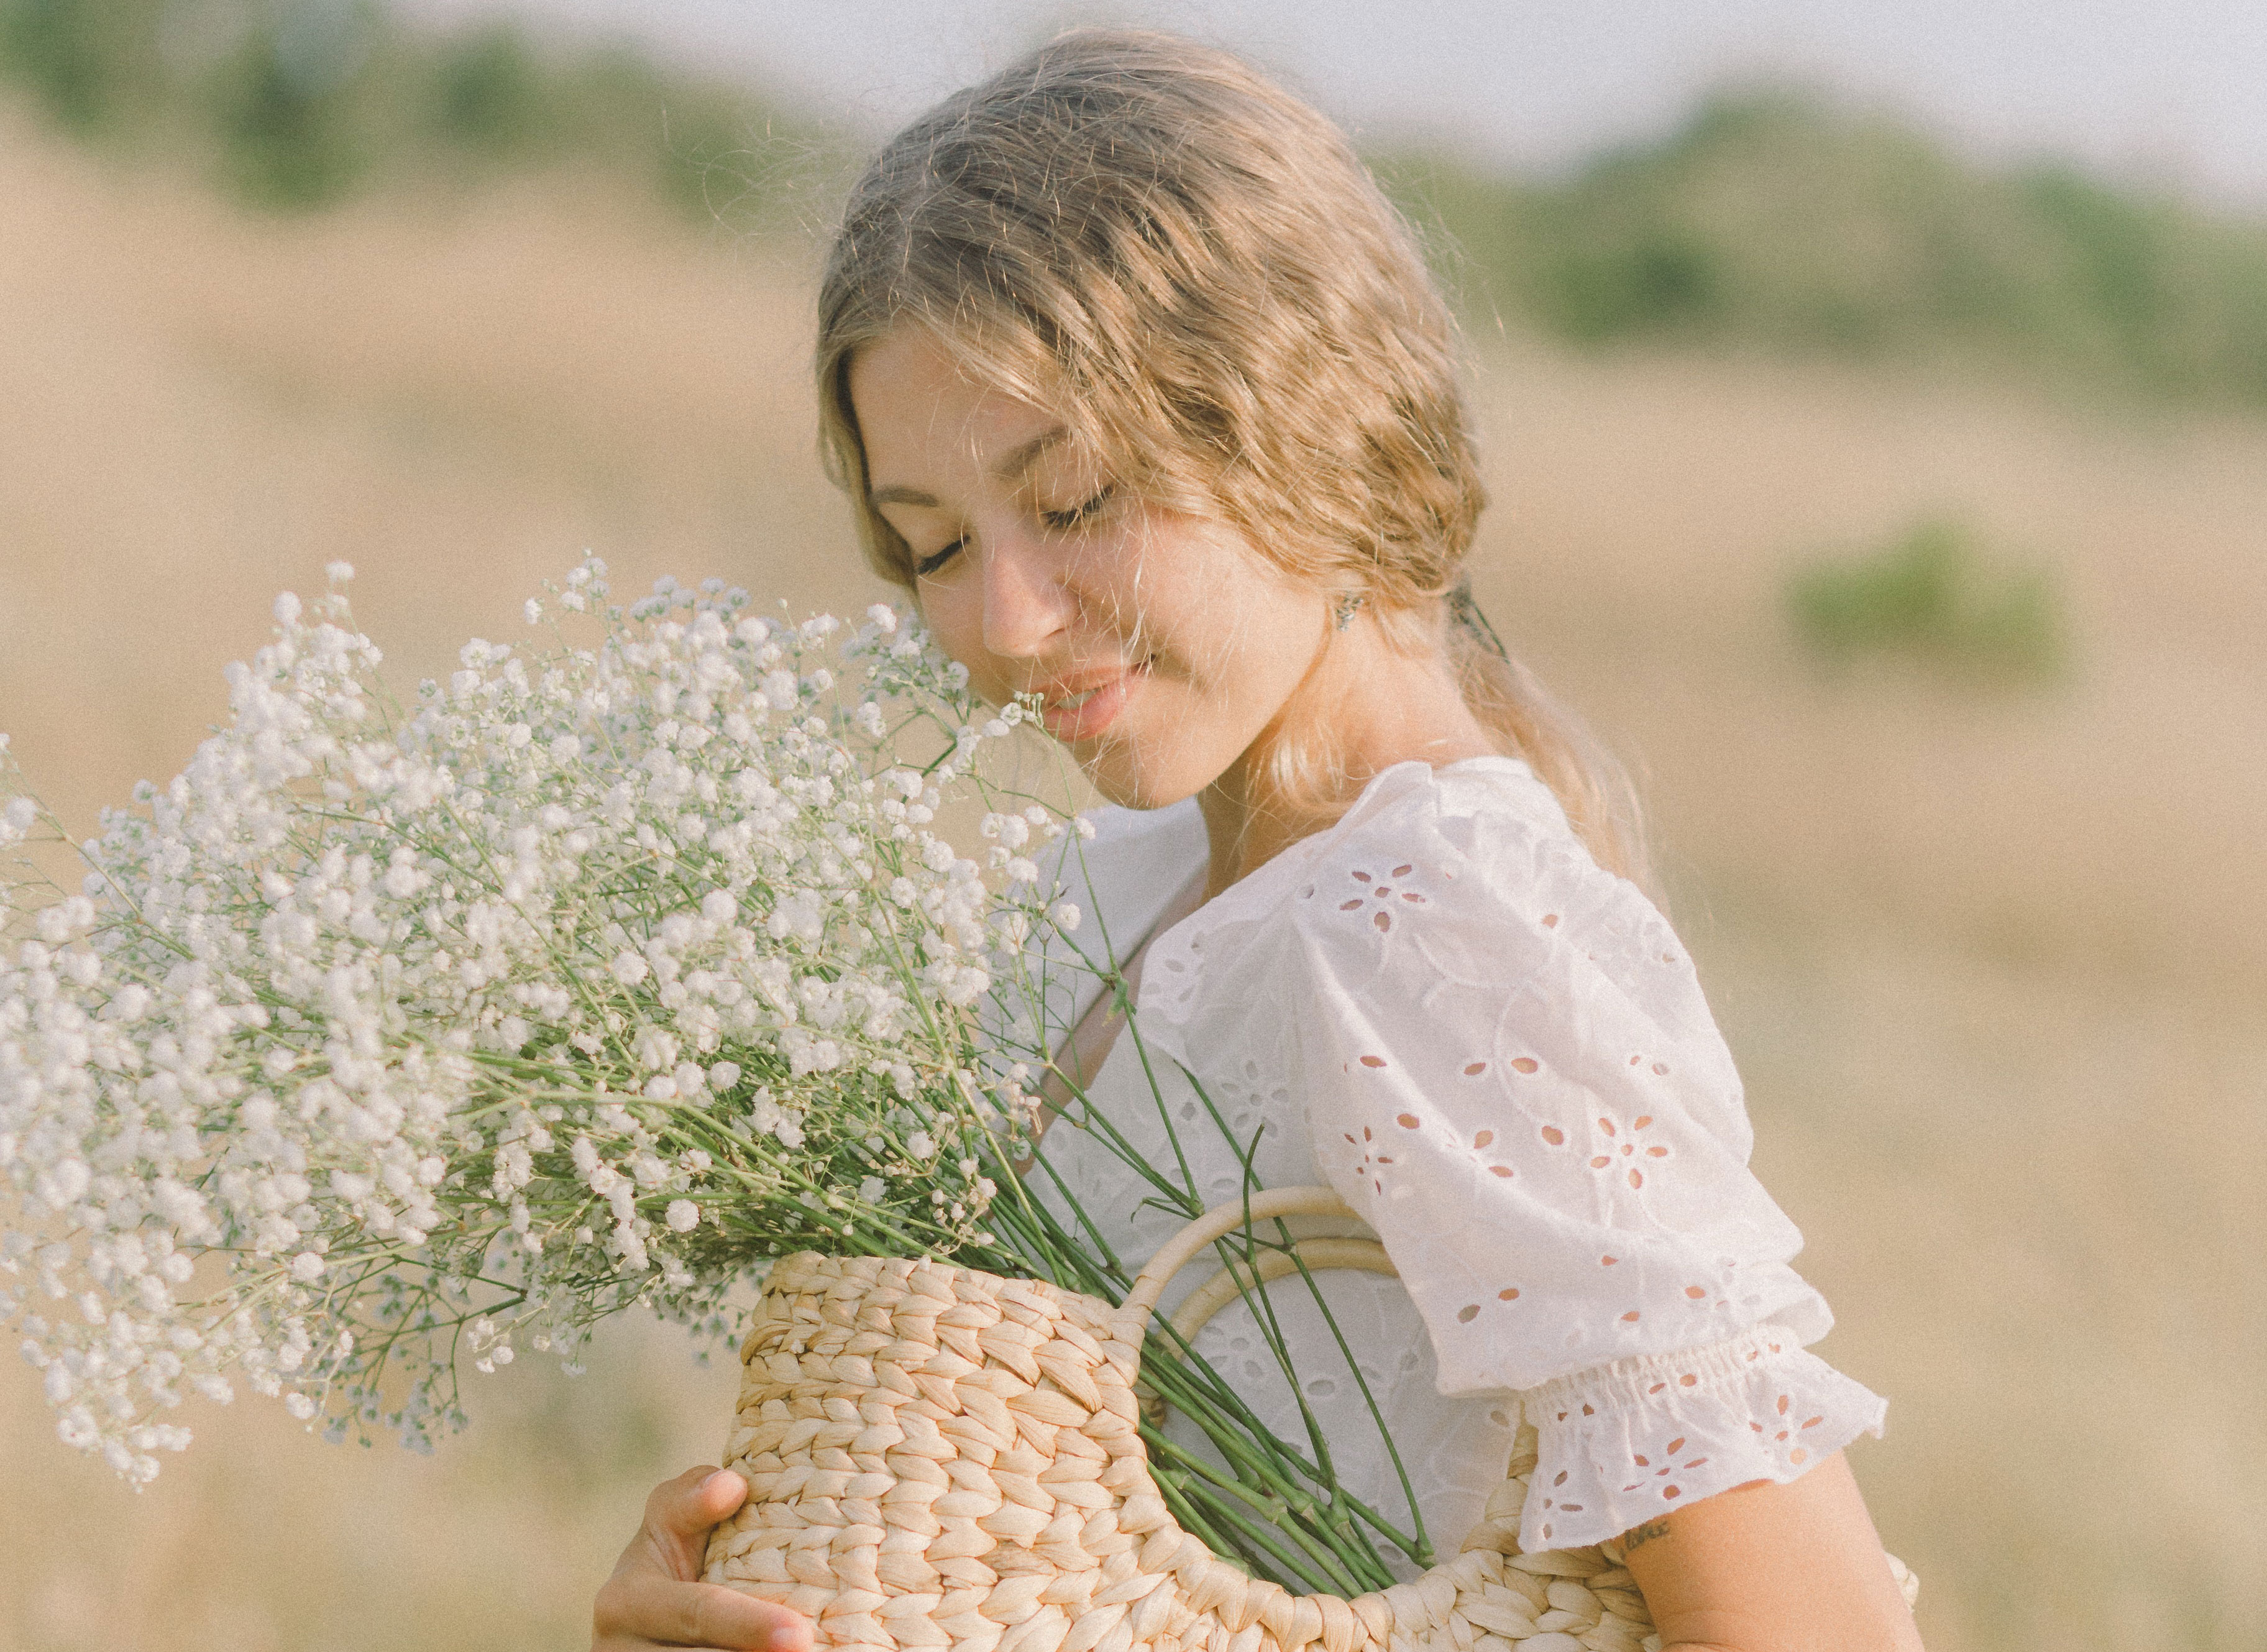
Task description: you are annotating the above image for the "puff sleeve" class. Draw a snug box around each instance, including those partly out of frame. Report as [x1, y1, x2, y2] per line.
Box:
[1146, 759, 1886, 1551]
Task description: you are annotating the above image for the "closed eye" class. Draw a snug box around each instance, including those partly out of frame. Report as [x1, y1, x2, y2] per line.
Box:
[914, 538, 965, 578]
[1042, 485, 1116, 533]
[912, 483, 1112, 576]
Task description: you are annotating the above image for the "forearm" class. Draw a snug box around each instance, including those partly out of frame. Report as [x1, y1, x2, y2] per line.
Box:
[1621, 1453, 1923, 1652]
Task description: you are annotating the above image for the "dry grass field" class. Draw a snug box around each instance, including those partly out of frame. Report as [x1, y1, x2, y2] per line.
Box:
[2, 108, 2264, 1650]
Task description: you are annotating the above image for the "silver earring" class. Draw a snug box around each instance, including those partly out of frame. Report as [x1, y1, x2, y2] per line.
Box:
[1333, 592, 1366, 631]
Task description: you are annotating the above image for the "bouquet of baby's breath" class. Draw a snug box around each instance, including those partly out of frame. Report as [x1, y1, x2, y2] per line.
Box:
[0, 559, 1073, 1474]
[0, 559, 1425, 1596]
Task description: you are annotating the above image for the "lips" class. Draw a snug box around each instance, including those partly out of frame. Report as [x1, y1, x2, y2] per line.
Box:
[1033, 660, 1148, 742]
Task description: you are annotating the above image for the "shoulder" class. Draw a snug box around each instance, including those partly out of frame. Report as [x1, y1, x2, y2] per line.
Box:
[1140, 757, 1588, 998]
[1318, 762, 1749, 1139]
[1304, 756, 1593, 902]
[1305, 758, 1726, 1057]
[1347, 754, 1573, 842]
[1282, 756, 1665, 983]
[1152, 756, 1739, 1104]
[1340, 756, 1582, 877]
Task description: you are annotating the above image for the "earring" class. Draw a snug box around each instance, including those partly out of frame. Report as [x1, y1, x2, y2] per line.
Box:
[1332, 592, 1367, 631]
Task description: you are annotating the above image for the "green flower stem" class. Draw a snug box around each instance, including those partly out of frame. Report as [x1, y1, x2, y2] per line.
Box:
[1142, 1430, 1375, 1596]
[1143, 1461, 1258, 1584]
[1147, 1459, 1367, 1599]
[1138, 1366, 1393, 1591]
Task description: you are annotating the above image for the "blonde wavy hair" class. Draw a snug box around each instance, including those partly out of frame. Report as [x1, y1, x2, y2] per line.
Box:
[814, 29, 1647, 883]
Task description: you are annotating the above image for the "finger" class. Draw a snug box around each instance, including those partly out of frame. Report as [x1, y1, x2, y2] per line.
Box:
[595, 1572, 812, 1652]
[689, 1467, 751, 1525]
[645, 1465, 751, 1538]
[612, 1467, 753, 1587]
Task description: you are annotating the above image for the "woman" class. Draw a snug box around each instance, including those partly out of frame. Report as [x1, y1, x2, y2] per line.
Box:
[593, 31, 1923, 1652]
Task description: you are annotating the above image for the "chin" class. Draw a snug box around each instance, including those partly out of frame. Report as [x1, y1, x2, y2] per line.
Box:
[1077, 740, 1216, 814]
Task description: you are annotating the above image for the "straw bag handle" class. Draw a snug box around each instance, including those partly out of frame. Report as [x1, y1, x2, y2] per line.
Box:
[1166, 1237, 1399, 1345]
[1114, 1186, 1391, 1347]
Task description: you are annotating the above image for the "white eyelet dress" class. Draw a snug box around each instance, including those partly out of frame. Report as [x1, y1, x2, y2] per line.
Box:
[1022, 756, 1886, 1564]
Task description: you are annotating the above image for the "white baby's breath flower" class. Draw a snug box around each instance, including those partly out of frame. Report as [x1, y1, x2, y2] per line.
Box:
[0, 559, 1019, 1485]
[631, 1027, 679, 1074]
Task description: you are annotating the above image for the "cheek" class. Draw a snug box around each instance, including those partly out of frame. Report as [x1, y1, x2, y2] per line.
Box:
[1171, 563, 1317, 700]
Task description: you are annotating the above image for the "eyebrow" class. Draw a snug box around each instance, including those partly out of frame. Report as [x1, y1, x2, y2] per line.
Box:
[867, 425, 1068, 508]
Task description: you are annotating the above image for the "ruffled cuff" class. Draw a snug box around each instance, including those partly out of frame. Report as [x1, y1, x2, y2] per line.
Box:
[1516, 1323, 1887, 1552]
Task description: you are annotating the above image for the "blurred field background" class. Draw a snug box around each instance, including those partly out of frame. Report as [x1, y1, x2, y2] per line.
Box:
[2, 3, 2265, 1648]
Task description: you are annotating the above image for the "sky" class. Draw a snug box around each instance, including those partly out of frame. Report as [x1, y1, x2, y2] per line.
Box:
[401, 0, 2267, 206]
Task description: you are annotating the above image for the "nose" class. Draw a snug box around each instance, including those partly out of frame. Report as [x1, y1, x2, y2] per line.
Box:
[978, 526, 1075, 661]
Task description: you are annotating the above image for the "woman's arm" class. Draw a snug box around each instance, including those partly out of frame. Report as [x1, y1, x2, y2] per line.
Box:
[1619, 1452, 1923, 1652]
[591, 1466, 813, 1652]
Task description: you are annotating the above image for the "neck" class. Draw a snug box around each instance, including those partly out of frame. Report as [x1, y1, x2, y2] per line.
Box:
[1195, 617, 1494, 898]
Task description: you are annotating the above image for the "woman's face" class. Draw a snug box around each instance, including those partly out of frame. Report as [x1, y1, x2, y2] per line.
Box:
[849, 326, 1330, 810]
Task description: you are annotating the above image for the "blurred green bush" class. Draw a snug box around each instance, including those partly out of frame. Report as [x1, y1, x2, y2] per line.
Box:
[0, 0, 834, 218]
[1785, 520, 2064, 684]
[1375, 89, 2267, 406]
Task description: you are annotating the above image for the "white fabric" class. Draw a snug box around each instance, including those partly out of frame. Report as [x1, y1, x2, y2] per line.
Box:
[1027, 756, 1885, 1556]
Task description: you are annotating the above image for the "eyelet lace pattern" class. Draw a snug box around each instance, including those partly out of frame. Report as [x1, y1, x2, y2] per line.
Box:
[1028, 758, 1885, 1553]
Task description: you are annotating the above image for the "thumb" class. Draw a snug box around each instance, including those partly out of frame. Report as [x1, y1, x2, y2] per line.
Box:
[692, 1467, 752, 1525]
[638, 1464, 751, 1574]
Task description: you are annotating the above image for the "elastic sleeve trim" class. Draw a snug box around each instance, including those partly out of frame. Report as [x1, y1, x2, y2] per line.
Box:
[1517, 1323, 1887, 1552]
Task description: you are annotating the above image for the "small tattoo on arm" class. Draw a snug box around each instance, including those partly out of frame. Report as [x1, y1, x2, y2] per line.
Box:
[1622, 1517, 1674, 1553]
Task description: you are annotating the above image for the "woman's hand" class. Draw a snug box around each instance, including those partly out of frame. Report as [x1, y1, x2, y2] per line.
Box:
[1619, 1452, 1923, 1652]
[592, 1466, 814, 1651]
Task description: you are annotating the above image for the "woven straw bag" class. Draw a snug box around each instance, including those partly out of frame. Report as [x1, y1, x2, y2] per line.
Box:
[703, 1186, 1913, 1652]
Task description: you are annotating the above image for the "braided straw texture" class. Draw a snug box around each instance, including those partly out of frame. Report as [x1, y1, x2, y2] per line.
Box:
[702, 1251, 1662, 1652]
